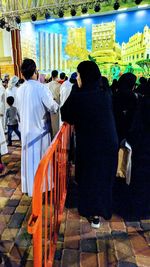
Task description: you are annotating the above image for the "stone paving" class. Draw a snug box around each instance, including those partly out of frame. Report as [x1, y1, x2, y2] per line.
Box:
[53, 179, 150, 267]
[1, 142, 150, 267]
[0, 141, 33, 267]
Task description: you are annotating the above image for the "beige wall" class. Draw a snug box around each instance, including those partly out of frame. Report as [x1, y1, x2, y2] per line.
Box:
[0, 31, 4, 58]
[0, 29, 14, 78]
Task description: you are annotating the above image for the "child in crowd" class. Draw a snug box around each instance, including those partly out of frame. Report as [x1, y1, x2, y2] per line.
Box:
[5, 96, 21, 146]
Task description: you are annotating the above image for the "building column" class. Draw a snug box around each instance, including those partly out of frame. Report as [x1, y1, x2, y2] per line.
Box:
[11, 29, 22, 78]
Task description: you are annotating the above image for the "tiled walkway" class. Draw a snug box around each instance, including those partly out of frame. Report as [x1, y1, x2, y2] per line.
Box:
[53, 180, 150, 267]
[0, 142, 33, 267]
[1, 143, 150, 267]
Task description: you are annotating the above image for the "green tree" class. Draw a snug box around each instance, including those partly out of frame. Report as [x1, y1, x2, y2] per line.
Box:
[88, 54, 96, 63]
[136, 59, 150, 76]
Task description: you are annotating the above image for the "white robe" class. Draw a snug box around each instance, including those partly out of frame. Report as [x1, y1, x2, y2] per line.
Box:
[59, 80, 73, 127]
[60, 80, 72, 107]
[0, 85, 6, 129]
[16, 80, 58, 196]
[0, 119, 8, 155]
[47, 80, 60, 104]
[5, 86, 18, 108]
[47, 80, 61, 137]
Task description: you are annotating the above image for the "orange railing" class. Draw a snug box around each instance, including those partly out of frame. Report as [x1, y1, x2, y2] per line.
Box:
[28, 123, 71, 267]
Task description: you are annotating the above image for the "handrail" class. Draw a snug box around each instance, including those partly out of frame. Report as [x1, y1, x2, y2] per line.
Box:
[28, 122, 71, 267]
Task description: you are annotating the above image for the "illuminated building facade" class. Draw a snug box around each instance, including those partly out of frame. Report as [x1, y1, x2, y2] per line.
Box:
[0, 29, 14, 76]
[122, 25, 150, 63]
[92, 21, 121, 62]
[38, 32, 63, 72]
[67, 27, 86, 49]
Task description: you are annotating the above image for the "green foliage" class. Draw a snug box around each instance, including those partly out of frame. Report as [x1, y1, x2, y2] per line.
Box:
[136, 59, 150, 75]
[88, 55, 96, 63]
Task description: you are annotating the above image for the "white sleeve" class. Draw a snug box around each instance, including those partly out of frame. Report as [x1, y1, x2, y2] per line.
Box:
[60, 82, 73, 107]
[41, 85, 59, 113]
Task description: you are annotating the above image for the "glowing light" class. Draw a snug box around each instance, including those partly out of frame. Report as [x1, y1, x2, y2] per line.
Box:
[118, 8, 127, 11]
[81, 14, 89, 17]
[135, 10, 146, 16]
[117, 13, 127, 19]
[138, 4, 149, 8]
[47, 19, 55, 22]
[64, 16, 72, 20]
[82, 18, 92, 24]
[65, 20, 76, 26]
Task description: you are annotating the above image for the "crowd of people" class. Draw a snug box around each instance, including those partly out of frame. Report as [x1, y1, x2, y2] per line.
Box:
[0, 58, 150, 228]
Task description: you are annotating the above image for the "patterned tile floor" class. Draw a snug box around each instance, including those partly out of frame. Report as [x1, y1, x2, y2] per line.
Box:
[0, 141, 33, 267]
[53, 179, 150, 267]
[1, 142, 150, 267]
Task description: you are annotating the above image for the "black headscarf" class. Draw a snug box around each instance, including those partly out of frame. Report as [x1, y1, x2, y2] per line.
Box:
[77, 61, 101, 88]
[118, 73, 137, 92]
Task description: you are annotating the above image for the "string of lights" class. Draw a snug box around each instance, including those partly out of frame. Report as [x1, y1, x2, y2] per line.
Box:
[0, 0, 144, 31]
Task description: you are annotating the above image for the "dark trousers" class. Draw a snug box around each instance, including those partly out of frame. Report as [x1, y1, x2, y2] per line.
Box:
[8, 124, 21, 145]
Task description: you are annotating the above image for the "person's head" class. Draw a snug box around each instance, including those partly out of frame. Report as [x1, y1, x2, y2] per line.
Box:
[16, 78, 25, 87]
[7, 96, 14, 106]
[4, 73, 10, 81]
[60, 72, 66, 80]
[102, 76, 109, 88]
[8, 76, 19, 89]
[51, 70, 58, 79]
[112, 79, 118, 86]
[139, 77, 147, 85]
[111, 79, 118, 94]
[118, 73, 137, 92]
[77, 61, 101, 88]
[21, 58, 38, 80]
[69, 72, 77, 84]
[18, 78, 25, 85]
[2, 79, 8, 88]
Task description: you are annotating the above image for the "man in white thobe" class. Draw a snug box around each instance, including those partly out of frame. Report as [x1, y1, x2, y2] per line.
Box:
[5, 76, 19, 108]
[47, 70, 61, 138]
[0, 80, 6, 129]
[59, 72, 77, 127]
[16, 59, 58, 196]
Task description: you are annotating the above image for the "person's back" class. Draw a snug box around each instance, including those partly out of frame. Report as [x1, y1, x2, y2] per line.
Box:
[47, 70, 61, 137]
[47, 70, 60, 104]
[61, 61, 118, 228]
[135, 77, 147, 96]
[59, 73, 77, 127]
[6, 105, 19, 126]
[60, 72, 77, 107]
[6, 96, 21, 146]
[59, 72, 66, 85]
[16, 59, 58, 196]
[113, 73, 138, 142]
[17, 80, 54, 135]
[113, 92, 150, 220]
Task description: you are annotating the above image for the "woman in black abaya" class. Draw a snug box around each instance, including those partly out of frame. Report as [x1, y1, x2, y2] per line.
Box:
[61, 61, 118, 228]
